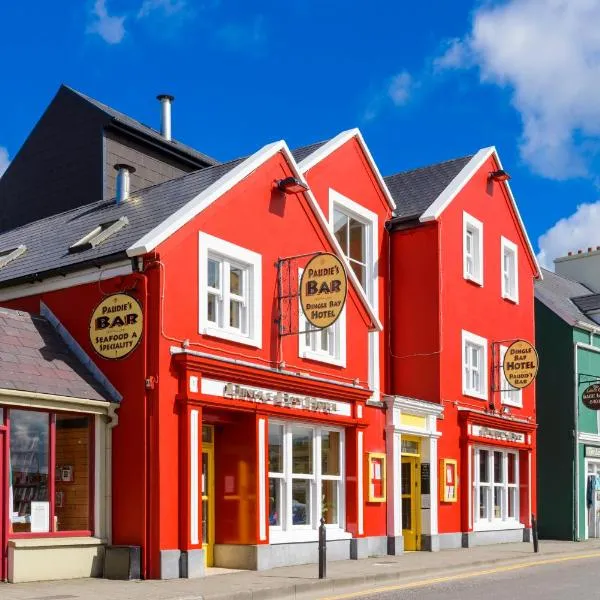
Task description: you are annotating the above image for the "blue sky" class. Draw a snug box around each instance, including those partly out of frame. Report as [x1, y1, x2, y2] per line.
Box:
[1, 0, 599, 268]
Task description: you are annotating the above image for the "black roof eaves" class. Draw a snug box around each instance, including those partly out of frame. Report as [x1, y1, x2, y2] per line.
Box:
[0, 251, 131, 290]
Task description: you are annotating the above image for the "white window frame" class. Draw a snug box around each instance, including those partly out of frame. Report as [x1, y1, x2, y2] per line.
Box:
[501, 236, 519, 303]
[499, 345, 522, 407]
[463, 212, 484, 286]
[473, 446, 521, 531]
[462, 330, 488, 400]
[298, 269, 347, 367]
[268, 421, 347, 543]
[329, 189, 380, 402]
[199, 232, 262, 348]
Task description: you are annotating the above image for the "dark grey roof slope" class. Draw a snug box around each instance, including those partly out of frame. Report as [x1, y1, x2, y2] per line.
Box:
[0, 307, 111, 401]
[291, 141, 328, 163]
[385, 155, 474, 220]
[0, 158, 243, 287]
[535, 268, 597, 328]
[66, 86, 219, 167]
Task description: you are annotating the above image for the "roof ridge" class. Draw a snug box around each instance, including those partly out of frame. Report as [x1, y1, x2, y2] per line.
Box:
[385, 153, 475, 179]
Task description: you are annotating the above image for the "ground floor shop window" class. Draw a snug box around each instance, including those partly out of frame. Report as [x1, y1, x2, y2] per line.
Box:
[8, 408, 93, 535]
[268, 421, 344, 533]
[474, 447, 519, 528]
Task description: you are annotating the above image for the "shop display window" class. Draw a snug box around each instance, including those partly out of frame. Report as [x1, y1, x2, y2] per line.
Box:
[268, 421, 344, 534]
[474, 447, 519, 527]
[7, 408, 93, 536]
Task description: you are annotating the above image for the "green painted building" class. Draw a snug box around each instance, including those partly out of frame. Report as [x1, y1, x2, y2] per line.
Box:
[536, 265, 600, 541]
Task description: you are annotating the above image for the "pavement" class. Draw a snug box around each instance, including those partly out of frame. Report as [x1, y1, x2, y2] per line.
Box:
[2, 539, 600, 600]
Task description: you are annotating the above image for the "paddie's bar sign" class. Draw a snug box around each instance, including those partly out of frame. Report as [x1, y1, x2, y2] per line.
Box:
[299, 253, 348, 329]
[89, 293, 143, 359]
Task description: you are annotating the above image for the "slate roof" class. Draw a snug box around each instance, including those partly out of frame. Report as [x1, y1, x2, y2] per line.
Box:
[535, 268, 597, 328]
[385, 155, 474, 220]
[66, 86, 219, 167]
[291, 141, 328, 163]
[0, 307, 111, 401]
[0, 158, 244, 287]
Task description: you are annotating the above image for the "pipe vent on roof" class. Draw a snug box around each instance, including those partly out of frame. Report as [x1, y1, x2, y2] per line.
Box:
[114, 164, 136, 204]
[157, 94, 174, 141]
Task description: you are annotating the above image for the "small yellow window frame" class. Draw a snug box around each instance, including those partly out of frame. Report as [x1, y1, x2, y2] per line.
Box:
[440, 458, 458, 503]
[367, 452, 386, 502]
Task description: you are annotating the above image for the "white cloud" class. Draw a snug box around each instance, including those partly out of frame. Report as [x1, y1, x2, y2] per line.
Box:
[87, 0, 126, 44]
[436, 0, 600, 181]
[0, 147, 10, 177]
[137, 0, 186, 19]
[388, 71, 413, 107]
[537, 201, 600, 269]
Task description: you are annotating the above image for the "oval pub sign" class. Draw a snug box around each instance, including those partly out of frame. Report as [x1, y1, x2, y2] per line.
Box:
[502, 339, 539, 389]
[90, 293, 143, 360]
[582, 384, 600, 410]
[300, 253, 348, 329]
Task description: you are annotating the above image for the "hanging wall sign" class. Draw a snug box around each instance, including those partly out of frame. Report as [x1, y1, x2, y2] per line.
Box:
[299, 253, 347, 329]
[89, 293, 143, 360]
[502, 339, 539, 389]
[582, 384, 600, 410]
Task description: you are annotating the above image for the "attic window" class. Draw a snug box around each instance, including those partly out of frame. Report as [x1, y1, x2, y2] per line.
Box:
[68, 216, 129, 254]
[0, 245, 27, 269]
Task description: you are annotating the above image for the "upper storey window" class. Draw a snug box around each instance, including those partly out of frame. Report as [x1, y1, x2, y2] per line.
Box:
[462, 330, 488, 400]
[501, 236, 519, 303]
[330, 190, 377, 303]
[463, 212, 483, 286]
[199, 233, 262, 348]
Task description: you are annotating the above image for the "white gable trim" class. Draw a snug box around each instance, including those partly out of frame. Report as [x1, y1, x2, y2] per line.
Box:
[126, 139, 382, 331]
[127, 141, 283, 256]
[419, 146, 541, 279]
[297, 128, 396, 212]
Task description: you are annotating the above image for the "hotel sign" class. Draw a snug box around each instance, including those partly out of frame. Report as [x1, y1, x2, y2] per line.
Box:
[472, 425, 526, 444]
[89, 293, 143, 359]
[502, 340, 539, 389]
[582, 384, 600, 410]
[299, 253, 347, 329]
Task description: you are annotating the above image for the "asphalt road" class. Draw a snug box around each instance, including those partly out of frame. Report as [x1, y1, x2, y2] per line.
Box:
[325, 555, 600, 600]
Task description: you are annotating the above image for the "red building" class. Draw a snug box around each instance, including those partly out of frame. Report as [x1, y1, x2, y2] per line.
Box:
[384, 148, 542, 550]
[0, 131, 396, 580]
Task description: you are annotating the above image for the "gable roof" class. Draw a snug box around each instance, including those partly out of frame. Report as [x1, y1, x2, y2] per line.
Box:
[291, 141, 328, 163]
[65, 85, 219, 167]
[384, 155, 473, 220]
[535, 268, 597, 329]
[0, 159, 243, 287]
[296, 129, 396, 212]
[0, 140, 381, 331]
[386, 146, 542, 279]
[0, 307, 111, 402]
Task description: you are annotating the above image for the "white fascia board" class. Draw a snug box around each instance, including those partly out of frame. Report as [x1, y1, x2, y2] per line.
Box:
[298, 128, 396, 212]
[126, 140, 287, 257]
[419, 146, 542, 280]
[278, 143, 383, 332]
[0, 260, 132, 302]
[419, 147, 495, 223]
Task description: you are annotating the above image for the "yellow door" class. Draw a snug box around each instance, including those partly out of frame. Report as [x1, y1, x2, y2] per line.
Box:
[201, 425, 215, 567]
[401, 455, 421, 550]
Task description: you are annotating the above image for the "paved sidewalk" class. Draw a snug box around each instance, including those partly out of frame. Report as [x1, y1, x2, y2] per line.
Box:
[3, 540, 600, 600]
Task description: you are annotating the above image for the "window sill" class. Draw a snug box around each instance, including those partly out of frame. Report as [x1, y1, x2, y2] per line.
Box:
[300, 351, 346, 368]
[269, 527, 351, 544]
[502, 294, 519, 305]
[464, 274, 483, 287]
[201, 326, 262, 349]
[473, 520, 523, 532]
[8, 536, 105, 548]
[501, 400, 523, 409]
[463, 389, 488, 401]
